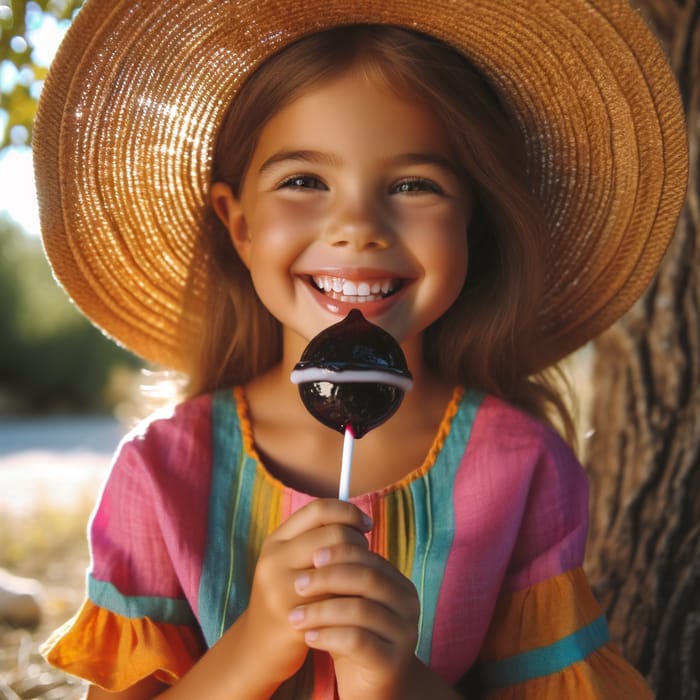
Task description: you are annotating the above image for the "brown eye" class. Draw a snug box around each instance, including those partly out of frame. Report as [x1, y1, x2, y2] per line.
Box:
[280, 175, 327, 190]
[392, 178, 443, 195]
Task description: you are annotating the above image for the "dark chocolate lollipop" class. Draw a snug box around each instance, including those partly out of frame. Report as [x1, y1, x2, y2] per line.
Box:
[290, 309, 413, 499]
[291, 309, 413, 437]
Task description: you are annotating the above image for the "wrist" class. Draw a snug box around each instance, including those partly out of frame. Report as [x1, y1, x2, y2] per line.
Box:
[231, 610, 298, 694]
[155, 611, 287, 700]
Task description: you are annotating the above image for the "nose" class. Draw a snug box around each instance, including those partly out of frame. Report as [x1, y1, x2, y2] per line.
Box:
[323, 195, 392, 251]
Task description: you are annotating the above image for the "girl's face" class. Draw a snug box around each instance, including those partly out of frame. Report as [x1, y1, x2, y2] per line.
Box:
[213, 66, 471, 357]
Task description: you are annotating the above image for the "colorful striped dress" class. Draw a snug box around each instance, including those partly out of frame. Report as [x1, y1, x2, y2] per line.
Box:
[42, 387, 651, 698]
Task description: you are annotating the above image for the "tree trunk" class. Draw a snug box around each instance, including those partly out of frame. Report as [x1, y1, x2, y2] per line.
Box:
[585, 1, 700, 699]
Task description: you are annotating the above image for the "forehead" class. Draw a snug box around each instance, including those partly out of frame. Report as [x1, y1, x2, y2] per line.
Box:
[250, 66, 455, 162]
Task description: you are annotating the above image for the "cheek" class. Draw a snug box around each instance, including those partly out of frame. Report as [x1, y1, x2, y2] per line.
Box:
[416, 209, 469, 291]
[432, 239, 468, 307]
[247, 200, 314, 261]
[427, 227, 469, 324]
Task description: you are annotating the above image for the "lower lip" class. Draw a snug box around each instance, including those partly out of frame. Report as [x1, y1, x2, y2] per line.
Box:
[308, 283, 407, 319]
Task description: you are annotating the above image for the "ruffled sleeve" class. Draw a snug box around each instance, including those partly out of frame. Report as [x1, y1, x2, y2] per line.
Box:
[41, 396, 213, 690]
[475, 566, 652, 698]
[41, 598, 205, 690]
[457, 397, 653, 698]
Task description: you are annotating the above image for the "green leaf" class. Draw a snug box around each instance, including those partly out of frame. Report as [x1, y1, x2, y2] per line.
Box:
[0, 0, 83, 150]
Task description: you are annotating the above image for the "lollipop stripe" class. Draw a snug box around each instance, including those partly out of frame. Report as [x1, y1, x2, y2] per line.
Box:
[290, 367, 414, 392]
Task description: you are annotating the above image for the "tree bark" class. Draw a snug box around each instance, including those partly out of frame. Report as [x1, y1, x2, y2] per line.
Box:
[585, 1, 700, 698]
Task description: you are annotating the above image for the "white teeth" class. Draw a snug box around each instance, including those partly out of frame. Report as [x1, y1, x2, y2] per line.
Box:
[311, 275, 398, 301]
[342, 280, 358, 296]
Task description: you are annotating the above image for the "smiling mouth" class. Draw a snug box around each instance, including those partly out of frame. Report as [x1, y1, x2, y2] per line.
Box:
[310, 275, 403, 303]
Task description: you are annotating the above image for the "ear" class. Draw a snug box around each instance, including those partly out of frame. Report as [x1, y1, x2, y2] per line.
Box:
[210, 182, 251, 266]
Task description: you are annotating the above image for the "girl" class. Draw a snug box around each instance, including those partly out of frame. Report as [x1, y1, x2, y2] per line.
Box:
[34, 1, 688, 698]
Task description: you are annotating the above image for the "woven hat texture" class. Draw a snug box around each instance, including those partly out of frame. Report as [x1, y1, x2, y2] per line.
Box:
[33, 0, 689, 370]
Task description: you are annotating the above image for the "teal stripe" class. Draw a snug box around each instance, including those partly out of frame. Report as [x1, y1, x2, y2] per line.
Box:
[480, 615, 611, 690]
[88, 575, 195, 626]
[408, 476, 431, 661]
[220, 415, 259, 634]
[199, 390, 256, 646]
[410, 390, 482, 663]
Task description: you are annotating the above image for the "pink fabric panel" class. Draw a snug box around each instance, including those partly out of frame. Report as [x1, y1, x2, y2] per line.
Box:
[90, 394, 214, 611]
[430, 396, 589, 682]
[283, 489, 314, 520]
[282, 489, 375, 526]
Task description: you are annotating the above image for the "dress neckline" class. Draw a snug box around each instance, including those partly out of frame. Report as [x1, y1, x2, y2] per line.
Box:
[231, 385, 466, 500]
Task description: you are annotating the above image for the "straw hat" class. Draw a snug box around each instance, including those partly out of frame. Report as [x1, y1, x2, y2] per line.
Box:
[33, 0, 688, 371]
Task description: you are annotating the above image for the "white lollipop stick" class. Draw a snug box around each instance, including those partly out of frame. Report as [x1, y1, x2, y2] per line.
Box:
[338, 425, 355, 501]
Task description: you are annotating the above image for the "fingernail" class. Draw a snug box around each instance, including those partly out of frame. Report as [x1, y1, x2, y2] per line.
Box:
[294, 573, 311, 593]
[305, 630, 319, 643]
[362, 511, 373, 529]
[313, 548, 330, 567]
[289, 607, 305, 626]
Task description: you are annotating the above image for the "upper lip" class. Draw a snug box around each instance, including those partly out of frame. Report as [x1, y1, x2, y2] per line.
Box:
[297, 266, 411, 281]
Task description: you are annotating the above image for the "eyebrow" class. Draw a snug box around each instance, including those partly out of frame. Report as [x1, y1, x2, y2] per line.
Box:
[258, 150, 339, 175]
[257, 149, 461, 178]
[391, 152, 462, 177]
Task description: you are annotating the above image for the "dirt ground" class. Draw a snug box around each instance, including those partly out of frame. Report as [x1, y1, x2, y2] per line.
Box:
[0, 542, 89, 699]
[0, 527, 90, 699]
[0, 450, 109, 700]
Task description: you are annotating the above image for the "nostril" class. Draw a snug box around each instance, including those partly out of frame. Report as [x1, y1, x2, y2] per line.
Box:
[324, 217, 392, 249]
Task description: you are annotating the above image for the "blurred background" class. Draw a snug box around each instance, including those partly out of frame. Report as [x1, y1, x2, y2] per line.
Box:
[0, 2, 145, 696]
[0, 1, 697, 699]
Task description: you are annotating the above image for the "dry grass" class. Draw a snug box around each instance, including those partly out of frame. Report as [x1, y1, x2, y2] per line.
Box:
[0, 500, 92, 699]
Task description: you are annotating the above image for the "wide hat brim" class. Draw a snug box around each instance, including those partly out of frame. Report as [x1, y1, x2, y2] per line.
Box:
[34, 0, 688, 372]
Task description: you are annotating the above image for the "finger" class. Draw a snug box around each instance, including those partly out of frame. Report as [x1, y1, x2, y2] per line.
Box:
[271, 499, 372, 542]
[254, 524, 371, 608]
[294, 562, 420, 620]
[311, 544, 412, 593]
[265, 522, 370, 577]
[302, 625, 399, 666]
[289, 596, 408, 644]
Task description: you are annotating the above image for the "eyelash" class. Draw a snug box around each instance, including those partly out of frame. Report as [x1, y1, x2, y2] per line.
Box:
[277, 174, 445, 195]
[391, 177, 444, 195]
[278, 175, 327, 190]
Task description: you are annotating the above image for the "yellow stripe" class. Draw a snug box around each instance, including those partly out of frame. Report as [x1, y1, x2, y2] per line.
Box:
[248, 465, 276, 574]
[391, 486, 415, 578]
[234, 386, 284, 573]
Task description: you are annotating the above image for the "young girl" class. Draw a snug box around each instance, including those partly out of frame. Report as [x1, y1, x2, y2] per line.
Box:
[34, 1, 688, 698]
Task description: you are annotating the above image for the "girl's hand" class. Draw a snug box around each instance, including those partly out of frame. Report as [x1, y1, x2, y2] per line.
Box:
[242, 498, 373, 688]
[287, 536, 421, 700]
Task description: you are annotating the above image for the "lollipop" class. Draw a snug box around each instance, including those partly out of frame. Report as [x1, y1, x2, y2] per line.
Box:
[290, 309, 413, 499]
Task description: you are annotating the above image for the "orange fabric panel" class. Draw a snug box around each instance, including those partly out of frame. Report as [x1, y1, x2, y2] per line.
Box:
[41, 599, 204, 691]
[480, 567, 602, 660]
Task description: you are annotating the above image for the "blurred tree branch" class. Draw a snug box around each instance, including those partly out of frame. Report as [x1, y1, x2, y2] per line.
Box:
[0, 0, 82, 148]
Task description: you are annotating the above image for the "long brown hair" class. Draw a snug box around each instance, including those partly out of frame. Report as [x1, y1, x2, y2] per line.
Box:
[182, 24, 575, 441]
